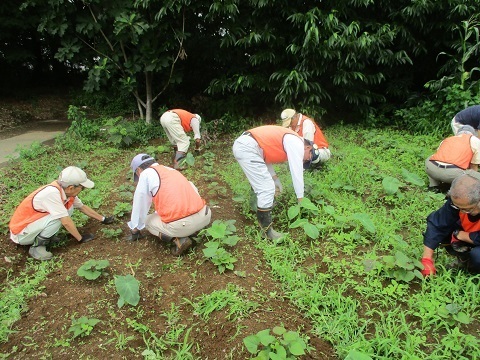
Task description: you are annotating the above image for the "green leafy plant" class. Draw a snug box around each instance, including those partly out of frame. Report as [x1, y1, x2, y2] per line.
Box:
[364, 251, 423, 282]
[438, 303, 472, 326]
[199, 220, 239, 273]
[287, 198, 320, 239]
[101, 227, 122, 240]
[115, 274, 140, 308]
[68, 316, 101, 339]
[243, 326, 310, 359]
[113, 201, 131, 217]
[77, 259, 110, 280]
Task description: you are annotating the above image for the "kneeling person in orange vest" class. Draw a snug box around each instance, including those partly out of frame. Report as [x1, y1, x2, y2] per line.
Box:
[9, 166, 115, 261]
[425, 125, 480, 192]
[128, 154, 212, 255]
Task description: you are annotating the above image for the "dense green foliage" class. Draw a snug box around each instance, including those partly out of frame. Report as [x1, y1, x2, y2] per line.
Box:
[1, 1, 478, 127]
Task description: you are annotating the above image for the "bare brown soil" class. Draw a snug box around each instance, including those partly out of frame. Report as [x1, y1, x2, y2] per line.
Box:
[0, 96, 338, 359]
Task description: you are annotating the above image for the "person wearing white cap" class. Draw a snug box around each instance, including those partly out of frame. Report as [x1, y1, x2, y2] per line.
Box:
[280, 108, 331, 168]
[232, 125, 319, 240]
[128, 154, 212, 256]
[425, 125, 480, 192]
[8, 166, 115, 261]
[160, 109, 203, 170]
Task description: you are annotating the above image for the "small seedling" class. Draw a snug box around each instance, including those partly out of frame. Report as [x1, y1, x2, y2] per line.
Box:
[243, 326, 310, 359]
[68, 316, 101, 339]
[77, 259, 110, 280]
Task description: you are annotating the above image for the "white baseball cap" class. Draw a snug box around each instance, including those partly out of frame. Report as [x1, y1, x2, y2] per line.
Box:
[58, 166, 94, 188]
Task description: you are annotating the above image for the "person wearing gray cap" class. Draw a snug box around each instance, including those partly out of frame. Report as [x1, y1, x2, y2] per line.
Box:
[128, 154, 212, 256]
[425, 125, 480, 192]
[232, 125, 320, 240]
[280, 108, 331, 168]
[8, 166, 115, 261]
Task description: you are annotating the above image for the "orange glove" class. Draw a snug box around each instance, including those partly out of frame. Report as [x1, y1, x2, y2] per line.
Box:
[421, 257, 436, 277]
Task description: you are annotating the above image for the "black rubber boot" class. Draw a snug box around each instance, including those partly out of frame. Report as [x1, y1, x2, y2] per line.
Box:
[173, 151, 186, 170]
[256, 207, 284, 240]
[29, 234, 53, 261]
[171, 237, 192, 256]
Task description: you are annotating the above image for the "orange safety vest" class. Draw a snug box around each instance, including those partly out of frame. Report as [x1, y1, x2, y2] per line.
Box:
[459, 213, 480, 233]
[151, 165, 205, 223]
[248, 126, 302, 164]
[9, 181, 75, 235]
[296, 115, 329, 148]
[430, 134, 473, 170]
[170, 109, 195, 132]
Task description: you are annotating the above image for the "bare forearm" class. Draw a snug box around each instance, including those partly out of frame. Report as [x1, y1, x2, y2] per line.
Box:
[79, 205, 104, 221]
[60, 216, 82, 241]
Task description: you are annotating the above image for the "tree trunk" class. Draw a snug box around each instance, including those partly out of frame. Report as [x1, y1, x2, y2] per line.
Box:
[145, 71, 153, 124]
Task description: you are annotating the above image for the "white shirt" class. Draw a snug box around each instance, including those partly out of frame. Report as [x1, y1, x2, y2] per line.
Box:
[33, 185, 84, 220]
[128, 164, 160, 230]
[266, 134, 305, 199]
[191, 117, 201, 139]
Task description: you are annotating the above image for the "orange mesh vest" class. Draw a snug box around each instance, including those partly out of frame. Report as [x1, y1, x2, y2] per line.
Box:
[170, 109, 195, 132]
[9, 181, 75, 235]
[459, 213, 480, 232]
[430, 134, 473, 170]
[248, 126, 301, 163]
[296, 115, 329, 148]
[151, 165, 205, 223]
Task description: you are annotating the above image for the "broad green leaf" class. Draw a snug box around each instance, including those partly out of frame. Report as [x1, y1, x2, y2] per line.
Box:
[345, 349, 373, 360]
[289, 341, 306, 356]
[115, 274, 140, 307]
[351, 213, 376, 233]
[272, 326, 286, 335]
[382, 176, 403, 195]
[287, 205, 300, 219]
[401, 168, 425, 186]
[243, 335, 260, 354]
[289, 218, 308, 229]
[456, 312, 471, 324]
[304, 222, 319, 239]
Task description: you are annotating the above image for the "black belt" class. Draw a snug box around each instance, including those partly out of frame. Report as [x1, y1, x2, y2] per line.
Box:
[430, 160, 460, 169]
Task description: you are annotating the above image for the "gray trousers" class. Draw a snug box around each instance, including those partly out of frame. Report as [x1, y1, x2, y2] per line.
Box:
[425, 157, 480, 186]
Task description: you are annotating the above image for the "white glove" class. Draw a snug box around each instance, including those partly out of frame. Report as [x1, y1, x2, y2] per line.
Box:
[273, 177, 283, 194]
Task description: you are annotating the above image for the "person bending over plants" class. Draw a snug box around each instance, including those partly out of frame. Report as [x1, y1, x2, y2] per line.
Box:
[127, 153, 212, 256]
[9, 166, 114, 261]
[159, 109, 203, 170]
[421, 174, 480, 276]
[232, 125, 320, 240]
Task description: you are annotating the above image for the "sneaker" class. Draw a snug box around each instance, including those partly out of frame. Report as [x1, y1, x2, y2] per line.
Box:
[29, 245, 53, 261]
[171, 237, 192, 256]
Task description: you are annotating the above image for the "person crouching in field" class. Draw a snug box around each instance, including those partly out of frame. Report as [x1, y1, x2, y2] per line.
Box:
[421, 174, 480, 276]
[127, 154, 212, 256]
[159, 109, 202, 170]
[280, 108, 331, 169]
[9, 166, 114, 260]
[425, 125, 480, 192]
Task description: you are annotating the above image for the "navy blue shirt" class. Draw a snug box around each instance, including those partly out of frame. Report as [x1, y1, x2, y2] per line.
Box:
[424, 197, 480, 249]
[455, 105, 480, 129]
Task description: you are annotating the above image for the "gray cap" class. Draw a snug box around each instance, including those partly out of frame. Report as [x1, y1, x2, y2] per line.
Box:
[457, 125, 476, 136]
[130, 153, 155, 182]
